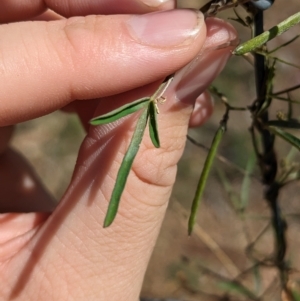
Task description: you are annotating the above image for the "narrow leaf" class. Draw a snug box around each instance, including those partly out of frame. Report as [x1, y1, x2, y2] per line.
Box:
[148, 101, 160, 148]
[233, 12, 300, 55]
[218, 281, 258, 300]
[90, 97, 149, 125]
[188, 124, 225, 235]
[103, 108, 149, 227]
[268, 126, 300, 151]
[266, 120, 300, 129]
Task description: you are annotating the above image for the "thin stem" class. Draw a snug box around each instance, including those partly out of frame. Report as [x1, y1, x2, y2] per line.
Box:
[187, 135, 260, 181]
[272, 84, 300, 96]
[251, 8, 287, 285]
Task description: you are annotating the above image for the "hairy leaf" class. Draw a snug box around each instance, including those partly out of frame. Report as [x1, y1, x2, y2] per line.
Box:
[234, 12, 300, 55]
[268, 126, 300, 151]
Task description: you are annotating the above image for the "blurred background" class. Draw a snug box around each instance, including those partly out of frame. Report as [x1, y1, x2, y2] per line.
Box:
[10, 1, 300, 300]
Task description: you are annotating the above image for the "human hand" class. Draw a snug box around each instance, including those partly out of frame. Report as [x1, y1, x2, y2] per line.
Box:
[0, 1, 237, 300]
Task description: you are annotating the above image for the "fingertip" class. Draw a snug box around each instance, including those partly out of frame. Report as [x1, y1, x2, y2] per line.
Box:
[31, 9, 64, 21]
[0, 126, 14, 155]
[46, 0, 176, 17]
[0, 2, 46, 22]
[204, 17, 238, 49]
[189, 91, 214, 128]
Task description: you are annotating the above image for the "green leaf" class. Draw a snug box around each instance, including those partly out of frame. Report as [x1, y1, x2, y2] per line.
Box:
[218, 281, 258, 300]
[268, 126, 300, 151]
[266, 120, 300, 129]
[103, 108, 149, 227]
[233, 12, 300, 55]
[188, 124, 225, 235]
[148, 101, 160, 148]
[90, 97, 149, 125]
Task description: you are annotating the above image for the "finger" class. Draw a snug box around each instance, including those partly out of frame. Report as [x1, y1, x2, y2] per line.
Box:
[0, 9, 206, 126]
[30, 9, 64, 21]
[189, 91, 214, 128]
[0, 19, 237, 300]
[1, 0, 175, 22]
[0, 126, 14, 154]
[0, 148, 56, 212]
[0, 0, 47, 22]
[0, 213, 50, 261]
[45, 0, 176, 17]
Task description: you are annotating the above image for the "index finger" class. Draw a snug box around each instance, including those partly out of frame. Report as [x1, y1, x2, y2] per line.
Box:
[1, 0, 176, 22]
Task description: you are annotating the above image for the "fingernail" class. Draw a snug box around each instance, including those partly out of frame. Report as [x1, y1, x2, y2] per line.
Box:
[126, 9, 204, 47]
[174, 48, 232, 104]
[139, 0, 175, 9]
[168, 18, 238, 104]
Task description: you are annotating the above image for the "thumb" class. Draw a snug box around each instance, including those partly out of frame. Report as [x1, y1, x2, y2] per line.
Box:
[0, 9, 206, 126]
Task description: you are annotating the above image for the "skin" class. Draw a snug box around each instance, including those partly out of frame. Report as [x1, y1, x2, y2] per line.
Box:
[0, 1, 237, 300]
